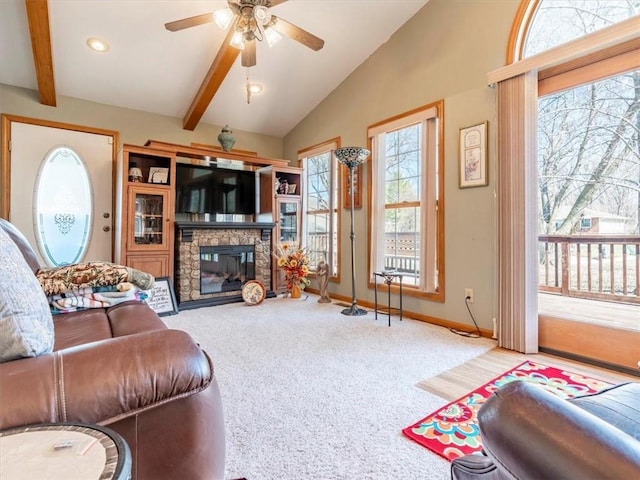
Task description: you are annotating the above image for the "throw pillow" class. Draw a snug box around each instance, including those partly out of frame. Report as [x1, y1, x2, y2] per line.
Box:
[0, 228, 54, 363]
[37, 262, 155, 296]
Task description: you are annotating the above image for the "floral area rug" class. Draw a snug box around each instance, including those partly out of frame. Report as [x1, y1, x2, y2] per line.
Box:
[402, 361, 612, 461]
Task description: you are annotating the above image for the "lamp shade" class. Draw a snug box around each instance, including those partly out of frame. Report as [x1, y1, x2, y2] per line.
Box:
[334, 147, 370, 169]
[213, 8, 234, 29]
[265, 27, 282, 47]
[230, 31, 244, 50]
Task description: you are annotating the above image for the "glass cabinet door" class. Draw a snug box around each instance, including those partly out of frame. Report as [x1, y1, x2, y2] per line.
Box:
[279, 199, 300, 243]
[128, 187, 169, 249]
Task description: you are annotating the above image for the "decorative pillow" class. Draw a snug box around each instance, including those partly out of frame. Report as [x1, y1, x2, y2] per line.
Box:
[0, 228, 54, 363]
[36, 262, 155, 296]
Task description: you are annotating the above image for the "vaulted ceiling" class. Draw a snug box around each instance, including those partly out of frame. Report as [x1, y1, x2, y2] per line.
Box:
[0, 0, 428, 137]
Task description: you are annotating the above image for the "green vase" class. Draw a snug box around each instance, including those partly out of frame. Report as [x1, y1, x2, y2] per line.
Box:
[217, 125, 236, 152]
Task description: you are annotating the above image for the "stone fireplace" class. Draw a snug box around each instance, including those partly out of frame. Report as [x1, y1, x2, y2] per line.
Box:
[175, 222, 274, 307]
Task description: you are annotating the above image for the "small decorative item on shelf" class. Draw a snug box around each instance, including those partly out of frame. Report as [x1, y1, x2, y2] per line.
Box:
[278, 178, 289, 195]
[217, 125, 236, 152]
[288, 183, 297, 194]
[128, 163, 143, 183]
[275, 243, 310, 298]
[148, 167, 169, 184]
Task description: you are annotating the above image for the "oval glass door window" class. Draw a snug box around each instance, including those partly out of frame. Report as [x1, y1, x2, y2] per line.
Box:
[34, 146, 93, 266]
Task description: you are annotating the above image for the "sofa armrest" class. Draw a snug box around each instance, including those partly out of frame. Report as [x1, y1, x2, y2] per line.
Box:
[478, 381, 640, 480]
[0, 329, 213, 429]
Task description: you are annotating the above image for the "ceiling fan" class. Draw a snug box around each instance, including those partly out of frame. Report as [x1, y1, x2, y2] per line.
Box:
[165, 0, 325, 68]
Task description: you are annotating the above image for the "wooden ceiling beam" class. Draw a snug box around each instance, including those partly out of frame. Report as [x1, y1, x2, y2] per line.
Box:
[182, 27, 240, 131]
[25, 0, 56, 106]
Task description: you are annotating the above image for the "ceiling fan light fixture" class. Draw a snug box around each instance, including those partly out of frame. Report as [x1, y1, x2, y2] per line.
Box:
[265, 27, 282, 47]
[213, 8, 234, 29]
[230, 31, 245, 50]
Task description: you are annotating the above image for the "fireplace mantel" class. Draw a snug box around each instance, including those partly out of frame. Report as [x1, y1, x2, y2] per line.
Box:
[176, 221, 275, 242]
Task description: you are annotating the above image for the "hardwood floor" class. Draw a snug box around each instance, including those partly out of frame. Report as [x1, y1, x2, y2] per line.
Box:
[417, 347, 638, 402]
[538, 293, 640, 371]
[538, 293, 639, 331]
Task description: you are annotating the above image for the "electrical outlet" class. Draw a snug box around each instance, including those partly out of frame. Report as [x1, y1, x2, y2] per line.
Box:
[465, 288, 474, 303]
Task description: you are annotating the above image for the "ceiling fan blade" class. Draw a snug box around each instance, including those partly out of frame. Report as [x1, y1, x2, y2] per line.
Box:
[271, 16, 324, 51]
[242, 39, 257, 67]
[165, 12, 215, 32]
[269, 0, 288, 6]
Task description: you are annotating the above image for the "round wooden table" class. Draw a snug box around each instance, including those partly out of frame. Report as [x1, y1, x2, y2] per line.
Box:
[0, 423, 131, 480]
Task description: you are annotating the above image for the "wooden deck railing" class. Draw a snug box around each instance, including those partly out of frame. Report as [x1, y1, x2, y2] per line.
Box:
[384, 235, 419, 274]
[538, 234, 640, 305]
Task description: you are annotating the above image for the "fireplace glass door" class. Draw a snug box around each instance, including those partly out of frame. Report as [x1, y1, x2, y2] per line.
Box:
[200, 245, 256, 295]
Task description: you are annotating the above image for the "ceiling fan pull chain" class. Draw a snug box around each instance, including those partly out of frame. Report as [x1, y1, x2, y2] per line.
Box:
[246, 70, 252, 104]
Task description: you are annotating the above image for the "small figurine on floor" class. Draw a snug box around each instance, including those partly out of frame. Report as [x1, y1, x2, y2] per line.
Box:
[317, 260, 331, 303]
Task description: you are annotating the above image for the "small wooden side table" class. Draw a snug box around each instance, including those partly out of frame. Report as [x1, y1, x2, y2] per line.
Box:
[373, 271, 404, 327]
[0, 423, 131, 480]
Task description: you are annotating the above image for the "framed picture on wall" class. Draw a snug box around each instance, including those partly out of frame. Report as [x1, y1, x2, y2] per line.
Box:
[342, 163, 363, 209]
[459, 121, 488, 188]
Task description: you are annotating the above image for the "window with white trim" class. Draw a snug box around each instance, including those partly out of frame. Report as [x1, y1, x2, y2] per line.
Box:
[368, 101, 444, 300]
[299, 139, 340, 278]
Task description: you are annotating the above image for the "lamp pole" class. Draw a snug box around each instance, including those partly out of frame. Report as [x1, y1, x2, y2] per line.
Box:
[334, 147, 369, 316]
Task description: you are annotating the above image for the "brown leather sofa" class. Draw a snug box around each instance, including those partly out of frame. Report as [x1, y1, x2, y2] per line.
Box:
[0, 219, 225, 480]
[451, 380, 640, 480]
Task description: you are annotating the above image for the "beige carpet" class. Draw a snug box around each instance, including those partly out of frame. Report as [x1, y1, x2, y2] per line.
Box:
[417, 347, 638, 402]
[164, 294, 496, 480]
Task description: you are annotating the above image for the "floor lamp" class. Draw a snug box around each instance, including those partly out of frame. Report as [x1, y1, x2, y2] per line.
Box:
[334, 146, 370, 316]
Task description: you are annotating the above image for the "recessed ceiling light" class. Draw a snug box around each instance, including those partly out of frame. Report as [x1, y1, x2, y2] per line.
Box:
[86, 37, 110, 53]
[247, 83, 263, 94]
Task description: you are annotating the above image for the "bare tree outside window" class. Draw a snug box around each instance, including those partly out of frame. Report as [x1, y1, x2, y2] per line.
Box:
[528, 0, 640, 235]
[538, 70, 640, 235]
[384, 124, 422, 286]
[525, 0, 639, 58]
[301, 146, 339, 277]
[528, 0, 640, 301]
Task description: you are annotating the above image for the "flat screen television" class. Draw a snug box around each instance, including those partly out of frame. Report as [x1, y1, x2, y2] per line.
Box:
[175, 163, 255, 216]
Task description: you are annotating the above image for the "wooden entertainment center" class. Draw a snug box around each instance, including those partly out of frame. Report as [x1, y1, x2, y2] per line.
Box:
[114, 140, 302, 303]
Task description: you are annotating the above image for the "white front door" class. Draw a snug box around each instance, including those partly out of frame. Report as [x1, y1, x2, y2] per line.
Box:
[9, 121, 114, 265]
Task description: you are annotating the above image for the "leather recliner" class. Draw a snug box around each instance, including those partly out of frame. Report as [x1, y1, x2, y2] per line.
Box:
[451, 380, 640, 480]
[0, 219, 225, 480]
